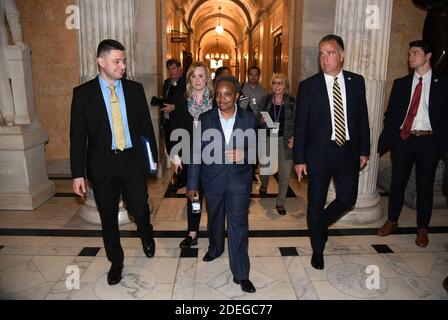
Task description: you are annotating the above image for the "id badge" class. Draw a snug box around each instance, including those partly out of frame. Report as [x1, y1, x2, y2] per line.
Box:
[272, 122, 280, 134]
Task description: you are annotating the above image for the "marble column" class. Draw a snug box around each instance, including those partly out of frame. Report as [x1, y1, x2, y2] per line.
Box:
[78, 0, 136, 82]
[328, 0, 393, 223]
[76, 0, 143, 225]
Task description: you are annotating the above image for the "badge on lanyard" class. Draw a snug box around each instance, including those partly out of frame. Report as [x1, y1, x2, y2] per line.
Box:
[272, 122, 280, 134]
[271, 96, 283, 135]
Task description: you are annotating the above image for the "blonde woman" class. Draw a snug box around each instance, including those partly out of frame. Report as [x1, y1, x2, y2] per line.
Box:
[169, 61, 214, 248]
[259, 73, 295, 215]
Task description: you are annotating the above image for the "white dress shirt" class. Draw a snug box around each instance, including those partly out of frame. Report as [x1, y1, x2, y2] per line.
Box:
[218, 105, 237, 145]
[324, 71, 350, 141]
[400, 69, 432, 131]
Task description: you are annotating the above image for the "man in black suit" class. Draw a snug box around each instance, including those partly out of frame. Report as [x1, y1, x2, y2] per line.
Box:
[294, 34, 370, 270]
[187, 76, 258, 293]
[160, 58, 186, 155]
[377, 40, 448, 247]
[70, 39, 158, 285]
[159, 59, 187, 192]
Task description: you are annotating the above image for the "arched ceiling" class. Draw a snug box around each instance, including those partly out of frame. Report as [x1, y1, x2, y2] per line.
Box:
[172, 0, 275, 58]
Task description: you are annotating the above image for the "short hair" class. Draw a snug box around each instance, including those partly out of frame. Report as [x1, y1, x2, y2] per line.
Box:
[409, 40, 432, 54]
[248, 66, 261, 75]
[270, 73, 290, 94]
[185, 61, 213, 99]
[166, 58, 181, 69]
[215, 66, 231, 79]
[97, 39, 125, 58]
[214, 75, 241, 93]
[319, 34, 344, 51]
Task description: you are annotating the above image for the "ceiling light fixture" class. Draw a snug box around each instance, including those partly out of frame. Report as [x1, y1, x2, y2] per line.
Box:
[215, 6, 224, 34]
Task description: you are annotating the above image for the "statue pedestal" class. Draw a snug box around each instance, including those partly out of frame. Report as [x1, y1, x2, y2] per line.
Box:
[0, 122, 55, 210]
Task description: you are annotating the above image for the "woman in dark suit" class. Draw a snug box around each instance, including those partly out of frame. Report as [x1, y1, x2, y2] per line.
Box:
[169, 61, 214, 248]
[259, 73, 295, 215]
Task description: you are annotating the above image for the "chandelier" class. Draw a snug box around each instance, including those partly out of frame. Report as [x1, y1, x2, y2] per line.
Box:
[205, 36, 229, 69]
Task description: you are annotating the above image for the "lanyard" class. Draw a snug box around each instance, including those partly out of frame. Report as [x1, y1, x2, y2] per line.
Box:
[272, 96, 284, 122]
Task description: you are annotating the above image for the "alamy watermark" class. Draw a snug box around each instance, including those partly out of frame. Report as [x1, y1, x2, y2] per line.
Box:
[65, 5, 80, 30]
[365, 5, 381, 30]
[65, 265, 80, 290]
[365, 265, 380, 290]
[169, 124, 279, 175]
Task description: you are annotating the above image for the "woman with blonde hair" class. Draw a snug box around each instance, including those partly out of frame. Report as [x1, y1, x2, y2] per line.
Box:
[259, 73, 295, 215]
[169, 61, 214, 247]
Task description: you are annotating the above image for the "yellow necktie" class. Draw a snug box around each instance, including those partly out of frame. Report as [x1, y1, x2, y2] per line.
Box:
[333, 77, 346, 146]
[108, 85, 126, 151]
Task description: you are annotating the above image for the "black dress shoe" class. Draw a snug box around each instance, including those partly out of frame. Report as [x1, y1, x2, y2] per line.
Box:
[276, 205, 286, 216]
[107, 262, 123, 285]
[311, 252, 324, 270]
[233, 278, 256, 293]
[259, 187, 267, 198]
[443, 277, 448, 293]
[142, 237, 156, 258]
[179, 236, 198, 248]
[203, 252, 217, 262]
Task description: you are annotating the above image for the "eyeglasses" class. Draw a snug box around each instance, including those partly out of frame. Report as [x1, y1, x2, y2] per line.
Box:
[272, 81, 284, 85]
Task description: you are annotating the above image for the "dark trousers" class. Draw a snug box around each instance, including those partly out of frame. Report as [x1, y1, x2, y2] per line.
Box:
[388, 135, 439, 228]
[163, 118, 174, 155]
[185, 165, 203, 231]
[307, 142, 358, 254]
[92, 149, 153, 264]
[205, 191, 250, 280]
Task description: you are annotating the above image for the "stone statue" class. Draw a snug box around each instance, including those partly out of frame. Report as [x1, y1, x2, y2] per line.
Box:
[413, 0, 448, 73]
[0, 0, 25, 126]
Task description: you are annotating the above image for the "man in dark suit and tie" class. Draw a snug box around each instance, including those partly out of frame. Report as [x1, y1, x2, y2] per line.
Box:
[294, 34, 370, 270]
[377, 40, 448, 247]
[70, 39, 158, 285]
[187, 76, 258, 293]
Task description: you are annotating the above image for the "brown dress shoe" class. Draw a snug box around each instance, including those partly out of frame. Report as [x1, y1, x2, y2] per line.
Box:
[443, 277, 448, 293]
[415, 228, 429, 248]
[376, 220, 398, 236]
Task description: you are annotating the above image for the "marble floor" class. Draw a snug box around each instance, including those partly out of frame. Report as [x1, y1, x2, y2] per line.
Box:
[0, 171, 447, 300]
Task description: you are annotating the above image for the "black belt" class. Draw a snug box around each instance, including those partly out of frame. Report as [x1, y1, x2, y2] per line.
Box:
[111, 147, 134, 154]
[331, 140, 351, 146]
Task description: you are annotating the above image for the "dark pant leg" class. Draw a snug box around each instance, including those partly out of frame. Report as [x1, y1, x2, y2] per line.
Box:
[119, 151, 153, 242]
[176, 163, 188, 186]
[388, 139, 416, 222]
[92, 157, 123, 264]
[324, 144, 359, 226]
[204, 192, 226, 258]
[225, 191, 250, 280]
[414, 136, 439, 228]
[187, 189, 204, 231]
[184, 164, 203, 232]
[163, 119, 174, 155]
[307, 162, 332, 254]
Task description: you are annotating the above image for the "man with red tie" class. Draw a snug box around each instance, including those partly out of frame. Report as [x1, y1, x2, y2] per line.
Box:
[377, 40, 448, 247]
